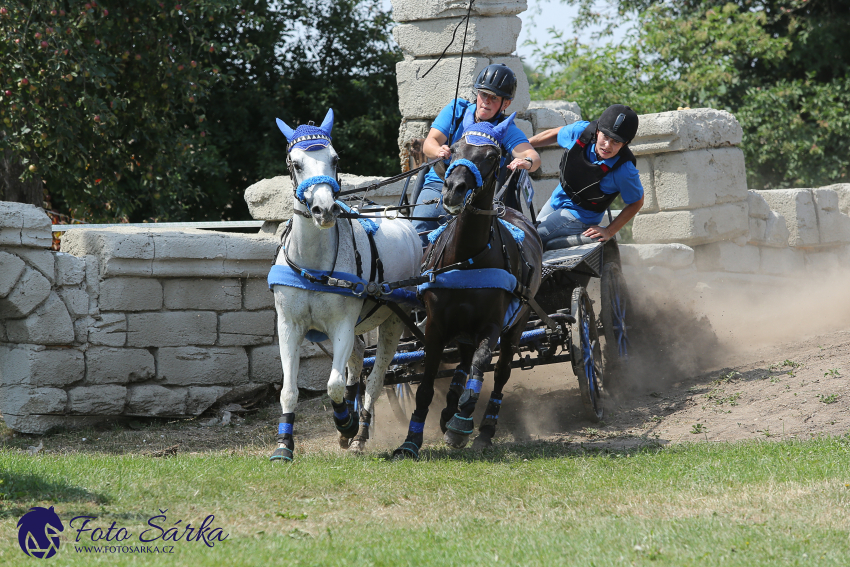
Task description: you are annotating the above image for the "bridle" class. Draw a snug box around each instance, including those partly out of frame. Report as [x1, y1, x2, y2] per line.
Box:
[286, 150, 342, 219]
[444, 131, 503, 217]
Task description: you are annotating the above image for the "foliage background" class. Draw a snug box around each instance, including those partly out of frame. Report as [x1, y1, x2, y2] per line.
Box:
[0, 0, 401, 223]
[528, 0, 850, 190]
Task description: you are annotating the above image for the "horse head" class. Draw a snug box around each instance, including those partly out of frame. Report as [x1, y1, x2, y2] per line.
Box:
[276, 109, 341, 229]
[442, 112, 517, 215]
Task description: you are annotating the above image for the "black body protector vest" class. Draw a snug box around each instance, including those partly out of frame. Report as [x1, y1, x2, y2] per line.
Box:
[558, 121, 637, 213]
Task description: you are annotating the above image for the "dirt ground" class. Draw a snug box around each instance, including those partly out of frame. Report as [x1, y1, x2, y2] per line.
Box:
[3, 269, 849, 456]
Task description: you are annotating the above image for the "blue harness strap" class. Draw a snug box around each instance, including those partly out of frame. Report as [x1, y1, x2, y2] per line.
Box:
[337, 200, 378, 235]
[445, 158, 483, 188]
[417, 268, 517, 293]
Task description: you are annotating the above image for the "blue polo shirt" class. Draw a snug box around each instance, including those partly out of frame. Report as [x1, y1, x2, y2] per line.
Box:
[548, 121, 644, 225]
[423, 98, 530, 187]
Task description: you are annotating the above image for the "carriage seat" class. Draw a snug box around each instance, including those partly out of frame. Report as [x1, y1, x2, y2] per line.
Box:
[543, 234, 601, 251]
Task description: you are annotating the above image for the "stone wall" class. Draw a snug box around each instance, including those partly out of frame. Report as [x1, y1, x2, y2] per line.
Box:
[0, 202, 339, 433]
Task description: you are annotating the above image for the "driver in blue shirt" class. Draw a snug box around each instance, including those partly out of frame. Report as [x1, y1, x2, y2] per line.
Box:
[411, 64, 541, 246]
[529, 104, 644, 246]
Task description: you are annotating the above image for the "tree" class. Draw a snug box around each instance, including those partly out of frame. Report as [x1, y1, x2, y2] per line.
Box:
[0, 0, 402, 223]
[530, 0, 850, 189]
[188, 0, 402, 221]
[0, 0, 264, 222]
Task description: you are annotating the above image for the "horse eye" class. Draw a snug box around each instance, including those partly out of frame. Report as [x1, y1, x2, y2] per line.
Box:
[331, 156, 339, 167]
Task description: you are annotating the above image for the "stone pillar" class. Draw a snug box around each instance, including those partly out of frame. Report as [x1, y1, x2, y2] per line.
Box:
[392, 0, 530, 168]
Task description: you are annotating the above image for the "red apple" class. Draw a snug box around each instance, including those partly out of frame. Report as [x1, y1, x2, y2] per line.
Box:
[190, 60, 197, 67]
[41, 41, 48, 48]
[103, 9, 109, 16]
[20, 78, 29, 85]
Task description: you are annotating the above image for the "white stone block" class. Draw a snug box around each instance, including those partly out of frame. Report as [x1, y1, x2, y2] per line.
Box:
[618, 243, 694, 268]
[747, 191, 770, 220]
[391, 0, 527, 22]
[157, 347, 249, 386]
[653, 148, 747, 211]
[85, 255, 100, 309]
[0, 386, 67, 416]
[244, 278, 275, 310]
[58, 289, 90, 318]
[0, 251, 25, 297]
[398, 120, 432, 150]
[1, 414, 99, 434]
[755, 189, 819, 247]
[185, 386, 230, 415]
[393, 16, 521, 57]
[748, 216, 766, 244]
[514, 118, 533, 140]
[61, 228, 155, 271]
[85, 347, 155, 384]
[0, 267, 51, 318]
[126, 311, 217, 347]
[528, 100, 581, 117]
[218, 311, 276, 346]
[694, 242, 760, 273]
[6, 292, 75, 345]
[635, 156, 657, 212]
[88, 313, 127, 347]
[0, 202, 52, 248]
[527, 107, 567, 131]
[0, 344, 84, 387]
[99, 277, 163, 311]
[244, 176, 294, 222]
[760, 246, 806, 276]
[630, 108, 743, 156]
[761, 211, 790, 248]
[812, 188, 850, 244]
[248, 344, 283, 385]
[491, 56, 529, 114]
[632, 202, 749, 245]
[298, 356, 333, 391]
[829, 183, 850, 215]
[125, 385, 187, 416]
[74, 317, 90, 344]
[163, 279, 241, 310]
[397, 56, 490, 119]
[67, 385, 127, 414]
[3, 247, 55, 283]
[55, 252, 85, 286]
[534, 147, 563, 178]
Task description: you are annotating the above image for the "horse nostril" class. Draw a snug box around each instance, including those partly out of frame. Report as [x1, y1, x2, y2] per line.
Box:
[311, 206, 322, 217]
[331, 203, 341, 216]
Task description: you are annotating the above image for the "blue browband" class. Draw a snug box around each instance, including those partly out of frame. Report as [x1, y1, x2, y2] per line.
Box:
[445, 159, 483, 189]
[295, 175, 340, 205]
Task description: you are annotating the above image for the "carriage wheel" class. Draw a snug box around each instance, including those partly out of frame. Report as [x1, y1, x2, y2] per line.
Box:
[570, 286, 604, 422]
[600, 262, 632, 390]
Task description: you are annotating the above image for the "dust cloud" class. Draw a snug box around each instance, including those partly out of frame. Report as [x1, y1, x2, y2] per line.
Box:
[370, 263, 850, 446]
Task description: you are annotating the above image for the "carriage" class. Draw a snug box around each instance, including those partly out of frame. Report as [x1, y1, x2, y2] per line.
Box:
[354, 161, 635, 425]
[270, 110, 636, 461]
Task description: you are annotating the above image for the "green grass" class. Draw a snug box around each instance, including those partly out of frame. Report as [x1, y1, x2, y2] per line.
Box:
[2, 438, 850, 566]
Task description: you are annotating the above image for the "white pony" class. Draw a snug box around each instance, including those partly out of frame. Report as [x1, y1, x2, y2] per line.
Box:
[268, 109, 422, 461]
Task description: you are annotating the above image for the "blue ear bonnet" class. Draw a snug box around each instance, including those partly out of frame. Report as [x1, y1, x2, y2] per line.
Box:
[462, 121, 501, 147]
[286, 124, 331, 152]
[277, 110, 334, 153]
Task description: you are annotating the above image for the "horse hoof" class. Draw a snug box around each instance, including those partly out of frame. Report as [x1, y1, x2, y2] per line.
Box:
[392, 441, 420, 461]
[444, 430, 469, 449]
[338, 434, 353, 449]
[269, 447, 294, 463]
[472, 434, 493, 450]
[348, 439, 367, 454]
[439, 407, 455, 434]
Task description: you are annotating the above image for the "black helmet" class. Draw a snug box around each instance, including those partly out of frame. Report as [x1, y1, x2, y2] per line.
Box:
[474, 64, 517, 100]
[597, 104, 639, 143]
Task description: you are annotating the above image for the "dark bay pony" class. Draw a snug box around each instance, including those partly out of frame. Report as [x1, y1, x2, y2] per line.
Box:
[393, 114, 544, 458]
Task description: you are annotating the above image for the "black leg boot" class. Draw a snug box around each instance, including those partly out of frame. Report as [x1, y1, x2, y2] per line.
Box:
[332, 399, 359, 440]
[440, 367, 467, 433]
[270, 413, 295, 462]
[393, 414, 425, 460]
[473, 393, 503, 449]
